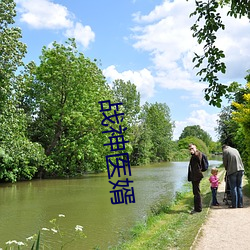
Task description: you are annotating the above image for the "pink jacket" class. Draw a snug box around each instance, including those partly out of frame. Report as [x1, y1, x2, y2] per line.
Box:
[209, 175, 219, 188]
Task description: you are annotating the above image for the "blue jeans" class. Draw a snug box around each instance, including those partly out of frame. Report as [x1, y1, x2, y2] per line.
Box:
[211, 187, 218, 205]
[228, 170, 244, 208]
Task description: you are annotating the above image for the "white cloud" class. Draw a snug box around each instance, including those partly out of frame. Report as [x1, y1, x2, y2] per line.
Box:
[125, 0, 249, 141]
[16, 0, 73, 29]
[132, 1, 176, 23]
[173, 110, 219, 141]
[65, 22, 95, 48]
[103, 65, 155, 103]
[214, 7, 250, 81]
[102, 1, 209, 106]
[131, 0, 198, 84]
[128, 0, 207, 105]
[173, 120, 187, 141]
[16, 0, 95, 49]
[130, 0, 250, 96]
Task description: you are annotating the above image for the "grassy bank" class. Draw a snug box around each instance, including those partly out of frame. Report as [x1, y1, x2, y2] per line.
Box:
[110, 169, 225, 250]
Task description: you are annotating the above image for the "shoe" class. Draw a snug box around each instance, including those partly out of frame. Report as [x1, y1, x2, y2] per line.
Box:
[190, 209, 201, 214]
[212, 203, 220, 206]
[228, 205, 236, 208]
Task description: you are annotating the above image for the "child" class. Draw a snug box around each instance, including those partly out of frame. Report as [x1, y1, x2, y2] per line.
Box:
[209, 168, 220, 206]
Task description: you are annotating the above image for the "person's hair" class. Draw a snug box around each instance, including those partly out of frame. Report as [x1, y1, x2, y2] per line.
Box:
[222, 144, 228, 149]
[188, 143, 195, 148]
[211, 167, 218, 174]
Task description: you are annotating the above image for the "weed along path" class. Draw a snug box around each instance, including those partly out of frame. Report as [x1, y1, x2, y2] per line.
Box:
[192, 175, 250, 250]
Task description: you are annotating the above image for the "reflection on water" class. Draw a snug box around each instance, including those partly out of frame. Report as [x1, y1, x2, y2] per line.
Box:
[0, 160, 221, 249]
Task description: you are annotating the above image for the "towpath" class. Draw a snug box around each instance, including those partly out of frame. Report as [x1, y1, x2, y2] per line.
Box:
[192, 173, 250, 250]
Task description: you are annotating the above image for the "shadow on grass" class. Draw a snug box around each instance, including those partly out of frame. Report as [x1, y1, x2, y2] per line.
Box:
[243, 182, 250, 197]
[149, 189, 213, 216]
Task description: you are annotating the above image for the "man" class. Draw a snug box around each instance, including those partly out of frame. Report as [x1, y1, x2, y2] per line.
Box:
[188, 143, 204, 214]
[222, 144, 244, 208]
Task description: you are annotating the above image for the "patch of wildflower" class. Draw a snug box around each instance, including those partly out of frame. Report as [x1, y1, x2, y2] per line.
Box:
[51, 228, 58, 234]
[26, 236, 34, 241]
[75, 225, 83, 232]
[6, 240, 26, 247]
[3, 214, 86, 249]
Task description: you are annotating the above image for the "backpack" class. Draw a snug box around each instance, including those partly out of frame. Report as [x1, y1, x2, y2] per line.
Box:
[200, 153, 209, 172]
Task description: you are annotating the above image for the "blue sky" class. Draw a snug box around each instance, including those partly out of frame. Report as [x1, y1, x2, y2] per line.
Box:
[14, 0, 250, 141]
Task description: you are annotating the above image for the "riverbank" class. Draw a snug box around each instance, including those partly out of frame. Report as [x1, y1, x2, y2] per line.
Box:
[110, 169, 224, 249]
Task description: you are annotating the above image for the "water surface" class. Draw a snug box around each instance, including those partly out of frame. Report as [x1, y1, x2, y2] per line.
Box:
[0, 160, 221, 249]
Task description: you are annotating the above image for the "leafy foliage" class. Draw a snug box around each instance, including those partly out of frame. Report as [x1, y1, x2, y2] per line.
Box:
[112, 79, 140, 126]
[231, 82, 250, 176]
[215, 72, 250, 176]
[111, 79, 144, 165]
[178, 136, 209, 156]
[0, 0, 27, 108]
[23, 39, 113, 175]
[0, 0, 48, 182]
[130, 122, 154, 165]
[179, 125, 212, 146]
[138, 102, 174, 163]
[216, 106, 240, 147]
[190, 0, 250, 107]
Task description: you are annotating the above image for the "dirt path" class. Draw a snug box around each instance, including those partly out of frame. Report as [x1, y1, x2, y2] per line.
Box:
[192, 173, 250, 250]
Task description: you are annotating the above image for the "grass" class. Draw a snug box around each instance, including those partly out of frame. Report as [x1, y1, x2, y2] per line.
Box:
[243, 177, 250, 197]
[109, 169, 225, 250]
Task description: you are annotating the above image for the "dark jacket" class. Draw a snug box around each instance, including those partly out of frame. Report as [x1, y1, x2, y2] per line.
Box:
[188, 150, 204, 182]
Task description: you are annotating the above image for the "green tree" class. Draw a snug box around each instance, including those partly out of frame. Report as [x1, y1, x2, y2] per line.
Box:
[216, 73, 250, 151]
[139, 102, 174, 163]
[111, 79, 142, 165]
[0, 0, 48, 182]
[111, 79, 140, 126]
[230, 79, 250, 176]
[216, 106, 239, 147]
[130, 122, 153, 165]
[0, 0, 27, 109]
[208, 141, 222, 155]
[214, 72, 250, 179]
[190, 0, 250, 107]
[178, 136, 209, 156]
[179, 125, 212, 146]
[24, 39, 113, 175]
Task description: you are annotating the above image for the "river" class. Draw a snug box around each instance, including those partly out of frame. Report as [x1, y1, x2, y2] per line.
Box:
[0, 159, 222, 249]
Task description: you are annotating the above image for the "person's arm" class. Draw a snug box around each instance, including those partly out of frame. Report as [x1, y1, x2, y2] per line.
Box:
[222, 152, 228, 171]
[209, 176, 212, 183]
